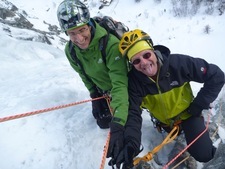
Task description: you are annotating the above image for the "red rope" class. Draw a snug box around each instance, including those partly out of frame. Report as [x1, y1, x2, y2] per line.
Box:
[1, 95, 112, 169]
[0, 96, 105, 123]
[99, 131, 110, 169]
[99, 96, 112, 169]
[163, 111, 211, 169]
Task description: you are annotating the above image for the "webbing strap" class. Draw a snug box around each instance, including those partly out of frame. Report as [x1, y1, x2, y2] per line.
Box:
[133, 125, 180, 166]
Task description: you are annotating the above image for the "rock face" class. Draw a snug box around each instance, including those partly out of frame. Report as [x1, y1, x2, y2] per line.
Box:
[0, 7, 33, 29]
[167, 140, 197, 169]
[0, 0, 33, 29]
[202, 143, 225, 169]
[0, 0, 65, 45]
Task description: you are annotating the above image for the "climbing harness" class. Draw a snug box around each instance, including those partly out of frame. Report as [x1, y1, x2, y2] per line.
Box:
[151, 115, 182, 133]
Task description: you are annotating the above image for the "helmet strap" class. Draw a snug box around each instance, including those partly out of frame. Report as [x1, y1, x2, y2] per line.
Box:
[87, 19, 95, 40]
[154, 50, 163, 66]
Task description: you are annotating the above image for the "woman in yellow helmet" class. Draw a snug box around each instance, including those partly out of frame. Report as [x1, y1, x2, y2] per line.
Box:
[108, 29, 225, 168]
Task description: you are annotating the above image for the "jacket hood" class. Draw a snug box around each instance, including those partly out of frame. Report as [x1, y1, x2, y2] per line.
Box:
[89, 18, 108, 46]
[153, 45, 171, 57]
[153, 45, 171, 78]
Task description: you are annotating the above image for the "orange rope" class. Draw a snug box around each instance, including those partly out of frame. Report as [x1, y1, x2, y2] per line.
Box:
[0, 96, 105, 123]
[133, 125, 180, 166]
[1, 95, 113, 169]
[99, 96, 112, 169]
[162, 111, 211, 169]
[99, 131, 110, 169]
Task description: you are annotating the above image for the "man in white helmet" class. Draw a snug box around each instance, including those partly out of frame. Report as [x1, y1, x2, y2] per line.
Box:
[57, 0, 130, 166]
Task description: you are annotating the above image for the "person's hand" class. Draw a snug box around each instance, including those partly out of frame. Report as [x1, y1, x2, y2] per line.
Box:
[108, 140, 139, 169]
[91, 92, 112, 129]
[91, 96, 102, 119]
[187, 102, 204, 117]
[96, 98, 112, 128]
[107, 122, 124, 163]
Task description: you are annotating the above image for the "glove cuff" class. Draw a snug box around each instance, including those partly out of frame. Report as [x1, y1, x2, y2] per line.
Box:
[110, 122, 124, 133]
[188, 102, 204, 116]
[90, 91, 100, 98]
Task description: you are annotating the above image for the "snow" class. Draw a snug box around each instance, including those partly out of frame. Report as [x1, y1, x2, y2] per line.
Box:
[0, 0, 225, 169]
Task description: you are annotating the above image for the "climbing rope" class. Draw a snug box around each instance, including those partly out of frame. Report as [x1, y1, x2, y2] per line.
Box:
[162, 111, 211, 169]
[0, 96, 106, 123]
[133, 125, 180, 166]
[1, 95, 113, 169]
[100, 131, 110, 169]
[170, 155, 190, 169]
[133, 110, 212, 169]
[99, 96, 112, 169]
[211, 86, 225, 139]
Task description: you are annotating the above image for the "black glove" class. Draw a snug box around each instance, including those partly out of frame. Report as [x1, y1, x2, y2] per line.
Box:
[91, 92, 112, 129]
[107, 122, 125, 163]
[187, 102, 204, 117]
[108, 140, 140, 169]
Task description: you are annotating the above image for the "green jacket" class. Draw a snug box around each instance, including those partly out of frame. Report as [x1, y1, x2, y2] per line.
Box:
[64, 19, 129, 126]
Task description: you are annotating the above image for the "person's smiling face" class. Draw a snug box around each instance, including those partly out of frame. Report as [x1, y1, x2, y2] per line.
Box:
[131, 49, 158, 77]
[67, 25, 91, 49]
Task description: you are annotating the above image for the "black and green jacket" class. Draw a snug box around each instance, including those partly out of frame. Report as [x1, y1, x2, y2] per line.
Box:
[64, 19, 129, 126]
[128, 45, 225, 126]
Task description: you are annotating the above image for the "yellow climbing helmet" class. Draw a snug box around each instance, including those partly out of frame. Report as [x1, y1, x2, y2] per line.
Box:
[119, 29, 153, 57]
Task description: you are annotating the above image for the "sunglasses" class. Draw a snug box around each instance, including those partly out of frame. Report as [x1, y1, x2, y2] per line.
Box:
[131, 52, 152, 65]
